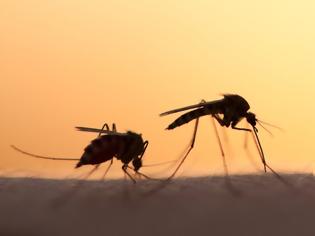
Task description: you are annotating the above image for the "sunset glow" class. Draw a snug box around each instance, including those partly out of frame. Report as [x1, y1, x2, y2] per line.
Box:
[1, 0, 315, 178]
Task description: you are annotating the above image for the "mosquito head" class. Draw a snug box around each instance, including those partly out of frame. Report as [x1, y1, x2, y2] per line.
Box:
[132, 140, 148, 172]
[246, 112, 257, 128]
[132, 158, 142, 172]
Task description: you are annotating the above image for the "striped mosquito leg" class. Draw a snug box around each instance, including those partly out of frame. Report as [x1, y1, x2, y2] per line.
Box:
[167, 117, 200, 180]
[211, 118, 229, 176]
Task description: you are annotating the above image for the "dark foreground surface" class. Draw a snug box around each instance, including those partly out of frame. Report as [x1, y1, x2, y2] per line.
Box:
[0, 174, 315, 236]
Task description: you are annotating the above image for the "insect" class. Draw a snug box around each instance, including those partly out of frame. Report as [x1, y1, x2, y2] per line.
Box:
[160, 94, 282, 180]
[11, 123, 150, 183]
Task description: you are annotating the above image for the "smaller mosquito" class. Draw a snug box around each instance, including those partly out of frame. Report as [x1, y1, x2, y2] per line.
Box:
[11, 123, 151, 183]
[160, 94, 283, 181]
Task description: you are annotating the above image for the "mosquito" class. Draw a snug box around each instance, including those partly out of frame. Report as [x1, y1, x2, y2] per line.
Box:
[11, 123, 152, 183]
[160, 94, 283, 181]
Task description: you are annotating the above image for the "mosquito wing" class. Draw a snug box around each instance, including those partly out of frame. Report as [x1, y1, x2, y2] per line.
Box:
[159, 99, 223, 116]
[75, 126, 123, 135]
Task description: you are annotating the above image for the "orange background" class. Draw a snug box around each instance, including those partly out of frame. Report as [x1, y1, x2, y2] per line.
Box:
[1, 1, 315, 178]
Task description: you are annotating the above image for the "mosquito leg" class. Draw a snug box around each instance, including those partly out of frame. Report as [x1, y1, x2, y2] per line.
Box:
[243, 123, 249, 149]
[164, 98, 205, 175]
[232, 124, 267, 172]
[236, 125, 278, 176]
[231, 126, 252, 132]
[251, 130, 291, 186]
[221, 126, 229, 144]
[52, 164, 100, 206]
[139, 141, 149, 160]
[126, 166, 161, 181]
[98, 123, 110, 137]
[112, 123, 117, 132]
[250, 130, 267, 172]
[135, 171, 141, 180]
[167, 117, 200, 180]
[136, 171, 158, 181]
[81, 164, 101, 179]
[133, 140, 148, 179]
[122, 164, 136, 184]
[240, 123, 261, 171]
[211, 118, 242, 195]
[212, 114, 231, 151]
[212, 114, 226, 127]
[211, 118, 229, 176]
[101, 159, 113, 181]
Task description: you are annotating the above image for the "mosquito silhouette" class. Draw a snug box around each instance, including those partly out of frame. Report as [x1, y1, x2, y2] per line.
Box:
[11, 123, 153, 183]
[160, 94, 283, 181]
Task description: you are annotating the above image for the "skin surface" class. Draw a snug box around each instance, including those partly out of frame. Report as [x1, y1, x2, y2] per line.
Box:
[0, 174, 314, 236]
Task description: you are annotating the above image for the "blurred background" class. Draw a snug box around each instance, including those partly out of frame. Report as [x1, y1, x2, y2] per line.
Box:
[1, 0, 315, 179]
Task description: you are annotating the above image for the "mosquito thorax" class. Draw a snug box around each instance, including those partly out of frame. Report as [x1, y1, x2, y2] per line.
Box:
[126, 131, 145, 153]
[126, 131, 142, 139]
[223, 94, 250, 112]
[246, 112, 257, 127]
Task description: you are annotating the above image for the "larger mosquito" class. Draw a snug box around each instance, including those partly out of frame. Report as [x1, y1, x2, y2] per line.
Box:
[160, 94, 282, 180]
[11, 123, 151, 183]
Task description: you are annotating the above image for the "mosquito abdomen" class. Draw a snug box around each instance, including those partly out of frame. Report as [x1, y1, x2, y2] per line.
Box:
[76, 135, 122, 167]
[167, 107, 215, 129]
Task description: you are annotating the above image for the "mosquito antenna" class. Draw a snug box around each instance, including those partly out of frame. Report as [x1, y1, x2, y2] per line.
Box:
[133, 140, 179, 171]
[11, 145, 79, 161]
[126, 166, 161, 181]
[142, 158, 180, 167]
[143, 145, 192, 177]
[257, 121, 274, 137]
[257, 120, 284, 131]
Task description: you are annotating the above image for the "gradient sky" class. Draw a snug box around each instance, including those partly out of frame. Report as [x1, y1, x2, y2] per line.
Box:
[1, 0, 315, 178]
